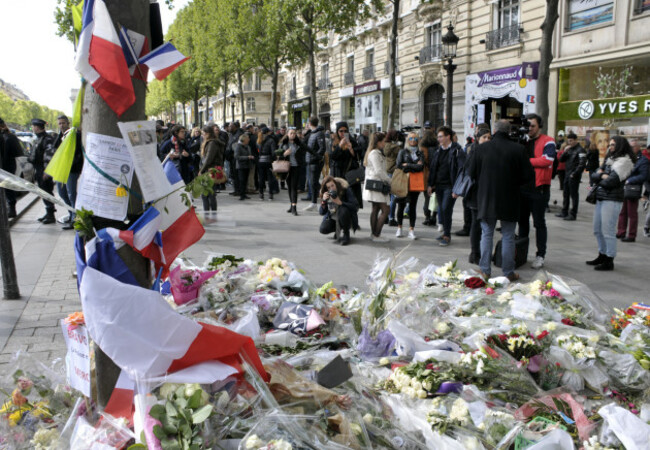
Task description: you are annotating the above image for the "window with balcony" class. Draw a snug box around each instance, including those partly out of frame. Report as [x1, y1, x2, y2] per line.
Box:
[246, 97, 255, 112]
[420, 23, 442, 64]
[319, 63, 330, 90]
[345, 56, 355, 85]
[363, 49, 375, 80]
[254, 73, 262, 91]
[635, 0, 650, 14]
[566, 0, 613, 30]
[485, 0, 521, 50]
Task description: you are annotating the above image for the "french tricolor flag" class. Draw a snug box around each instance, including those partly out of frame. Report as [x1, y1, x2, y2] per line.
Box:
[74, 0, 135, 116]
[138, 42, 189, 80]
[118, 26, 149, 81]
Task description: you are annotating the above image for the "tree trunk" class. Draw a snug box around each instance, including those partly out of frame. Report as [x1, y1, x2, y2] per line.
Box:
[308, 29, 317, 117]
[222, 71, 228, 124]
[80, 0, 152, 408]
[182, 102, 187, 127]
[0, 187, 19, 299]
[270, 60, 279, 128]
[388, 0, 400, 130]
[237, 70, 245, 123]
[537, 0, 559, 135]
[205, 86, 210, 125]
[193, 88, 200, 128]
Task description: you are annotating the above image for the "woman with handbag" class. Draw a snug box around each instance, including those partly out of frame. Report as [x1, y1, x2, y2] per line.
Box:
[198, 125, 225, 212]
[395, 132, 425, 240]
[362, 132, 391, 243]
[587, 135, 636, 271]
[278, 128, 307, 216]
[256, 126, 277, 201]
[616, 139, 648, 242]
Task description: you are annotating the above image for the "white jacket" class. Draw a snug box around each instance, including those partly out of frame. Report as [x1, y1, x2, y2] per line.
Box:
[362, 149, 391, 203]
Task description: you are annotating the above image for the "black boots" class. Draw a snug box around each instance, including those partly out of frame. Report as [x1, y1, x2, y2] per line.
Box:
[41, 214, 56, 225]
[7, 207, 16, 219]
[340, 229, 350, 246]
[594, 256, 614, 271]
[586, 253, 606, 266]
[291, 205, 298, 216]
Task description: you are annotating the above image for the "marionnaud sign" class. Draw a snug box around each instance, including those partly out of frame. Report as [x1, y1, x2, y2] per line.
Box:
[477, 62, 539, 87]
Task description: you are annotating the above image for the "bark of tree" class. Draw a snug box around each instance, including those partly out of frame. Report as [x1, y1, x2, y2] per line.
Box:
[537, 0, 559, 134]
[0, 187, 19, 299]
[182, 102, 187, 127]
[388, 0, 400, 130]
[308, 28, 317, 118]
[193, 88, 200, 127]
[270, 60, 280, 128]
[237, 70, 245, 123]
[80, 0, 151, 408]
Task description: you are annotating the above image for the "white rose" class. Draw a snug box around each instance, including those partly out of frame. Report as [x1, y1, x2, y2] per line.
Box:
[363, 413, 373, 424]
[379, 357, 390, 365]
[417, 389, 428, 399]
[246, 435, 265, 449]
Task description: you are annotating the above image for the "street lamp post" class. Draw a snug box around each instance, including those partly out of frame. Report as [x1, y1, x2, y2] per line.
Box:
[229, 92, 236, 122]
[441, 23, 459, 127]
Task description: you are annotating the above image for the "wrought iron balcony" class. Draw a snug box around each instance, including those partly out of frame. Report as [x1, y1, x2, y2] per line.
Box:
[485, 24, 521, 51]
[362, 65, 375, 81]
[317, 78, 331, 90]
[303, 84, 311, 95]
[344, 71, 354, 86]
[289, 89, 297, 100]
[419, 45, 442, 65]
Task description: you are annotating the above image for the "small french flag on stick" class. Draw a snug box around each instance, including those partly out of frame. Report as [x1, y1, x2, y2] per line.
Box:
[138, 42, 189, 80]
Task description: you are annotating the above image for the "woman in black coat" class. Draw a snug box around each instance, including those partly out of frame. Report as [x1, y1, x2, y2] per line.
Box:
[160, 125, 192, 183]
[278, 129, 308, 215]
[330, 122, 363, 209]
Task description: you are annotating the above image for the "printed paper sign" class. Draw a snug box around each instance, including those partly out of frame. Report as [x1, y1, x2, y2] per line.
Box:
[118, 121, 175, 202]
[61, 321, 91, 397]
[76, 132, 134, 221]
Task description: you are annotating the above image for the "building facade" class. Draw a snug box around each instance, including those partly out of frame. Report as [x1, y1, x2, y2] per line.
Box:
[550, 0, 650, 153]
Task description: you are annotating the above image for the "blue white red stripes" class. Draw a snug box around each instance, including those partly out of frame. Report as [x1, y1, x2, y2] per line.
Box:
[74, 0, 135, 116]
[139, 42, 189, 80]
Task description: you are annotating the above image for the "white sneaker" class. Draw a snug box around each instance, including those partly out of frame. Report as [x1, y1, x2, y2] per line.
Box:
[437, 224, 443, 232]
[408, 230, 417, 240]
[531, 256, 545, 269]
[303, 203, 316, 211]
[372, 236, 390, 243]
[396, 228, 404, 238]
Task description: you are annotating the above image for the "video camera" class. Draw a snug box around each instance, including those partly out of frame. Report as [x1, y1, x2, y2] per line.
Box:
[508, 116, 530, 145]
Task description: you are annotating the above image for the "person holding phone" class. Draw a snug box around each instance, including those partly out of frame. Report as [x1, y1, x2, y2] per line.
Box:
[331, 121, 363, 208]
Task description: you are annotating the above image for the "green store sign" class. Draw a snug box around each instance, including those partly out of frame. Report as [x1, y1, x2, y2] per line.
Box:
[558, 94, 650, 121]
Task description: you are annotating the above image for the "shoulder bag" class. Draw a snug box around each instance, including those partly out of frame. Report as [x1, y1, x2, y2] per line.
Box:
[585, 185, 598, 204]
[272, 160, 290, 174]
[365, 179, 391, 195]
[346, 166, 365, 186]
[624, 183, 642, 200]
[452, 169, 473, 198]
[391, 168, 409, 198]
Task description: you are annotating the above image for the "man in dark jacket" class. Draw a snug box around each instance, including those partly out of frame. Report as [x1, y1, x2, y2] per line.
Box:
[0, 117, 22, 218]
[29, 119, 56, 224]
[302, 116, 327, 211]
[52, 115, 83, 229]
[556, 132, 587, 221]
[427, 126, 466, 246]
[226, 122, 244, 196]
[469, 120, 535, 281]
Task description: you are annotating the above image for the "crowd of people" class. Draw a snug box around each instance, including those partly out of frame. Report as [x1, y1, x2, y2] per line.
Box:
[2, 113, 649, 277]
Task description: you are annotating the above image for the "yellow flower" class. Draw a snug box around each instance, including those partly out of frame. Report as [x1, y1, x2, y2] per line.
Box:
[31, 401, 52, 419]
[115, 185, 128, 197]
[8, 409, 25, 427]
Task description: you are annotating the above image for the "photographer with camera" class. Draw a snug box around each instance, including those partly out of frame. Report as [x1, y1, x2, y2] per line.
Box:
[319, 176, 359, 246]
[518, 113, 556, 269]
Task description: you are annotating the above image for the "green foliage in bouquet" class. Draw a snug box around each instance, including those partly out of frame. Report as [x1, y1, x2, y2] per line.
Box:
[148, 384, 213, 450]
[206, 255, 244, 271]
[181, 173, 215, 208]
[73, 208, 95, 239]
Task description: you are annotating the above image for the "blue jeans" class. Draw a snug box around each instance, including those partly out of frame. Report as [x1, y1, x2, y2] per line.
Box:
[435, 186, 455, 237]
[57, 172, 80, 220]
[480, 219, 516, 277]
[593, 200, 623, 258]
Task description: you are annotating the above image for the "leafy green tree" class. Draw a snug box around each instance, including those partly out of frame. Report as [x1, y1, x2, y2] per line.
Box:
[281, 0, 384, 116]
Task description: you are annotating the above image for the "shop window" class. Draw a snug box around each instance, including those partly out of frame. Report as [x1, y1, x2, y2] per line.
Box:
[566, 0, 614, 31]
[635, 0, 650, 14]
[246, 97, 255, 112]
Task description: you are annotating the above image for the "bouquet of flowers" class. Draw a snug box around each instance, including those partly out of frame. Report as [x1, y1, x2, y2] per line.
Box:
[258, 258, 292, 284]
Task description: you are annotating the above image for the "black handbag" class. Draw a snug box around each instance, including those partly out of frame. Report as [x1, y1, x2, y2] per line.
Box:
[365, 179, 390, 195]
[586, 186, 598, 204]
[452, 170, 473, 197]
[624, 184, 642, 200]
[346, 167, 365, 186]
